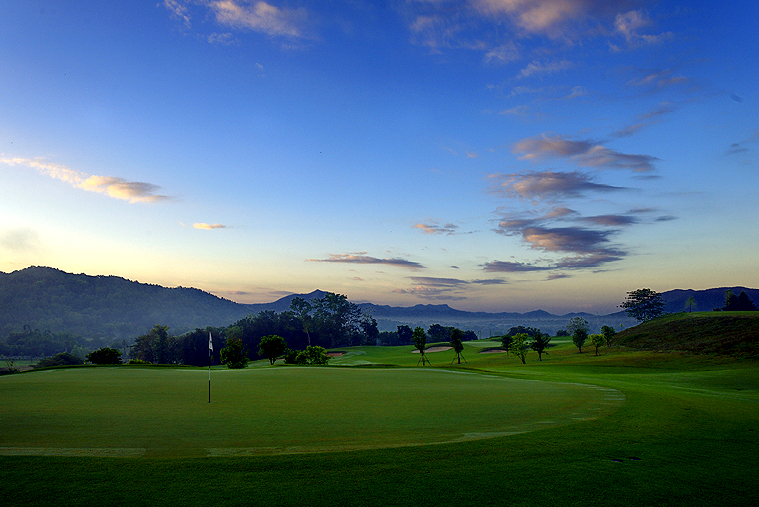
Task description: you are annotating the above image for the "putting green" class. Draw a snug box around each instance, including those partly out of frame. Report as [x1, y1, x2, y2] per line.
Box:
[0, 367, 623, 457]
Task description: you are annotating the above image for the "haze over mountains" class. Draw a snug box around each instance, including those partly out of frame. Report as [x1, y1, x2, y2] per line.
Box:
[2, 266, 757, 340]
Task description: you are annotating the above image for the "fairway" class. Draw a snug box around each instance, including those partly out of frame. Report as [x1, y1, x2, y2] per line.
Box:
[0, 366, 622, 457]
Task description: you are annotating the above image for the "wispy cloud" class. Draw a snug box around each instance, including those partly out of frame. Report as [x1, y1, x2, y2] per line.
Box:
[518, 59, 572, 78]
[163, 0, 191, 28]
[0, 228, 41, 253]
[626, 69, 687, 89]
[513, 134, 658, 172]
[209, 0, 311, 38]
[394, 274, 506, 301]
[612, 10, 672, 50]
[193, 223, 227, 230]
[0, 157, 171, 203]
[306, 252, 424, 270]
[163, 1, 313, 42]
[414, 222, 459, 235]
[488, 171, 626, 201]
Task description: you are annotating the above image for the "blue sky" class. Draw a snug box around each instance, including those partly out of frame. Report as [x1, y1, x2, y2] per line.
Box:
[1, 0, 757, 313]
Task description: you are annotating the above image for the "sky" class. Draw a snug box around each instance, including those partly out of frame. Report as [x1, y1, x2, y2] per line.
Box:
[1, 1, 757, 314]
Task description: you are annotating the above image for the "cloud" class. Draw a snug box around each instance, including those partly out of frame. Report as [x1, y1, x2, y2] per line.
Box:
[408, 276, 467, 287]
[0, 228, 41, 252]
[470, 0, 593, 35]
[489, 171, 626, 200]
[627, 69, 687, 89]
[193, 223, 227, 229]
[163, 0, 191, 28]
[0, 157, 171, 203]
[208, 1, 310, 38]
[207, 32, 237, 45]
[521, 226, 617, 254]
[513, 134, 658, 172]
[613, 10, 672, 48]
[518, 59, 572, 78]
[395, 274, 506, 301]
[414, 222, 459, 235]
[482, 260, 551, 273]
[580, 214, 638, 226]
[306, 253, 425, 269]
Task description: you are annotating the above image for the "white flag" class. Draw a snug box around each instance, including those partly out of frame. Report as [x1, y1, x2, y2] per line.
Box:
[209, 332, 213, 352]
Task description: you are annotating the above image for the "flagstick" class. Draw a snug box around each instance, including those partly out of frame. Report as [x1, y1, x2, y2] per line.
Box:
[208, 331, 212, 403]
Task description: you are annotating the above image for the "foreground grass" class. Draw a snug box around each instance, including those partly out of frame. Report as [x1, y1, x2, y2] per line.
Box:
[2, 340, 758, 506]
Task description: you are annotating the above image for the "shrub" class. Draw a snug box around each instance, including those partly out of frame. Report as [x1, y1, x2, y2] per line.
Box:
[36, 352, 84, 368]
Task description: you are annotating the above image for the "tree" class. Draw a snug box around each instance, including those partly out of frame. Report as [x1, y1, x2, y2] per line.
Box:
[289, 297, 313, 346]
[413, 326, 430, 366]
[530, 331, 551, 361]
[590, 334, 605, 356]
[300, 345, 329, 365]
[509, 333, 530, 364]
[258, 335, 287, 365]
[130, 324, 178, 364]
[397, 325, 413, 345]
[600, 325, 616, 347]
[449, 328, 465, 364]
[220, 337, 249, 369]
[620, 288, 665, 322]
[736, 291, 758, 311]
[500, 334, 513, 354]
[567, 317, 590, 354]
[85, 347, 122, 364]
[685, 296, 697, 313]
[428, 324, 452, 343]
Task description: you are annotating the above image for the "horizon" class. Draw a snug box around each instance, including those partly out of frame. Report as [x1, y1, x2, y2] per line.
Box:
[2, 2, 758, 315]
[4, 264, 756, 317]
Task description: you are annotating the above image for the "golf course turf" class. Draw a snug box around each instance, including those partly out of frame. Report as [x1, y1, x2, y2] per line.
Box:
[2, 323, 758, 507]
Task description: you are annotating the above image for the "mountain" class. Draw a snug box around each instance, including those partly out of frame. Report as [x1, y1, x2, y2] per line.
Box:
[0, 266, 252, 339]
[1, 266, 756, 340]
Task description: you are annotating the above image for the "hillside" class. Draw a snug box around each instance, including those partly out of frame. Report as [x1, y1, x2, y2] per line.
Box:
[0, 267, 251, 339]
[616, 312, 759, 357]
[2, 266, 757, 342]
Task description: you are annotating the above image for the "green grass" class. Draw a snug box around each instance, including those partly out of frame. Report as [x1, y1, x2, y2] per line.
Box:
[0, 366, 619, 457]
[616, 311, 759, 355]
[2, 330, 759, 507]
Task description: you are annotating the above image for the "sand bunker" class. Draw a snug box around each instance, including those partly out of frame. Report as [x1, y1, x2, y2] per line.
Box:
[326, 352, 346, 357]
[479, 348, 506, 354]
[411, 346, 452, 354]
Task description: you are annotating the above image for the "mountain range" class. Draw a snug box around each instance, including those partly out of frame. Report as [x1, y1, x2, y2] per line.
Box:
[2, 266, 757, 340]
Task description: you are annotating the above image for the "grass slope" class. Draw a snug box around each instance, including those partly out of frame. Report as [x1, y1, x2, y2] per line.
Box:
[1, 336, 758, 507]
[616, 311, 759, 356]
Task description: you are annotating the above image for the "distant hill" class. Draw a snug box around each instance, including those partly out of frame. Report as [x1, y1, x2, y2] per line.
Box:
[0, 267, 253, 339]
[660, 287, 759, 313]
[1, 266, 757, 341]
[616, 312, 759, 357]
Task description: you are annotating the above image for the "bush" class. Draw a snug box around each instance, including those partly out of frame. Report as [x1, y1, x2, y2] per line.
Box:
[86, 347, 123, 364]
[283, 346, 329, 365]
[128, 358, 151, 365]
[35, 352, 84, 368]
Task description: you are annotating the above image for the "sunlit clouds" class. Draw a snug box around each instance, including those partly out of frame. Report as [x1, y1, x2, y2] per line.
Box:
[193, 223, 227, 230]
[414, 222, 459, 235]
[164, 0, 312, 40]
[0, 157, 170, 203]
[512, 135, 658, 172]
[306, 253, 425, 270]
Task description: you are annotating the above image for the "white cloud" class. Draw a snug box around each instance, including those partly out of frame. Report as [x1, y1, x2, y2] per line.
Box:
[0, 157, 170, 203]
[209, 0, 311, 39]
[518, 59, 572, 78]
[193, 223, 227, 229]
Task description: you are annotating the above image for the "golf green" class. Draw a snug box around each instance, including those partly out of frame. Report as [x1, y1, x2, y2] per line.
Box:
[0, 366, 622, 457]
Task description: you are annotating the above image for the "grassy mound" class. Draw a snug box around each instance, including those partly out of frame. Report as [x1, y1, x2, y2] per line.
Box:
[616, 311, 759, 356]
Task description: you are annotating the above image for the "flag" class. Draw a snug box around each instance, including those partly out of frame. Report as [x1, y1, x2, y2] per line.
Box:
[209, 332, 213, 353]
